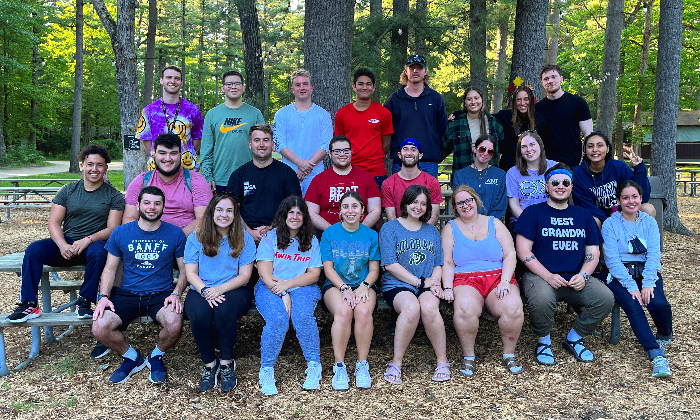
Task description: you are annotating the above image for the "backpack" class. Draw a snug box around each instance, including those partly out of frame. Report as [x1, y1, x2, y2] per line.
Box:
[142, 168, 193, 193]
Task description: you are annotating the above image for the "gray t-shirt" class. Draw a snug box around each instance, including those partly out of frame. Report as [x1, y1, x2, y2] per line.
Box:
[379, 218, 443, 292]
[53, 180, 125, 240]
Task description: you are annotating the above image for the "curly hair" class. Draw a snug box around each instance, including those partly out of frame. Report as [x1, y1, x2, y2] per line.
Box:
[399, 185, 432, 223]
[271, 196, 314, 252]
[78, 144, 111, 163]
[510, 85, 537, 134]
[196, 194, 245, 258]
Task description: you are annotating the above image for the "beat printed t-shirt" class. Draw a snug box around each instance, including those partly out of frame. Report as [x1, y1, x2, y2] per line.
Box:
[379, 219, 443, 292]
[136, 98, 204, 171]
[515, 202, 601, 281]
[53, 180, 125, 240]
[256, 229, 322, 291]
[304, 167, 381, 225]
[184, 230, 257, 289]
[321, 223, 380, 289]
[381, 172, 443, 214]
[334, 102, 393, 177]
[106, 221, 186, 294]
[125, 168, 213, 229]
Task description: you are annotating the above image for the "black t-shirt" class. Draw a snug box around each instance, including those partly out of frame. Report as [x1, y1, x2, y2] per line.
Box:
[226, 159, 302, 229]
[494, 109, 548, 171]
[535, 92, 591, 167]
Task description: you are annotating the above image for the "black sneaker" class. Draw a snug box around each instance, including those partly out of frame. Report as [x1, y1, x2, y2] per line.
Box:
[200, 359, 220, 392]
[75, 297, 93, 319]
[220, 361, 237, 393]
[5, 301, 40, 323]
[90, 342, 111, 359]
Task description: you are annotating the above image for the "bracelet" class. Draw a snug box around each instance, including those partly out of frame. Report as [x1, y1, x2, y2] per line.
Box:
[170, 292, 180, 297]
[362, 281, 371, 289]
[86, 235, 93, 243]
[340, 284, 350, 294]
[280, 291, 288, 297]
[200, 286, 210, 297]
[97, 293, 109, 301]
[443, 287, 452, 290]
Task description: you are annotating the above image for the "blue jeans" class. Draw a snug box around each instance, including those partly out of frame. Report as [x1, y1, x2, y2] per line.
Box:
[391, 161, 439, 178]
[184, 286, 253, 364]
[254, 280, 321, 368]
[21, 237, 107, 303]
[606, 274, 673, 360]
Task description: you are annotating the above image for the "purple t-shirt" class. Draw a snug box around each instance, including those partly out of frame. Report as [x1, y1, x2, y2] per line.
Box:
[506, 159, 557, 221]
[136, 98, 204, 171]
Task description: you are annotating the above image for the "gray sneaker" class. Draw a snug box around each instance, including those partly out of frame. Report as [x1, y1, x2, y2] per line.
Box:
[354, 360, 372, 390]
[259, 367, 277, 396]
[332, 362, 349, 391]
[652, 356, 672, 378]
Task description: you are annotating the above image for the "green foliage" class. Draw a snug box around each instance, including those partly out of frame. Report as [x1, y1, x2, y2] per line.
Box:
[54, 354, 85, 377]
[4, 144, 48, 167]
[11, 400, 40, 412]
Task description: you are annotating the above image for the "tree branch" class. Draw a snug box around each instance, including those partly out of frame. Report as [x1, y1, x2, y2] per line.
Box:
[92, 0, 116, 40]
[625, 0, 643, 28]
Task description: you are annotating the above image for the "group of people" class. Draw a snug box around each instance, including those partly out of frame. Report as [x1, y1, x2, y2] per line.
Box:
[5, 56, 673, 396]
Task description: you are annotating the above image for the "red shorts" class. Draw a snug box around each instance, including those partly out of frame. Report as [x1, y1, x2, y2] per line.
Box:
[454, 269, 518, 298]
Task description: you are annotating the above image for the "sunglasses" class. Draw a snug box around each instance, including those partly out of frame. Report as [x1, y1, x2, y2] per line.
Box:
[549, 179, 572, 187]
[477, 146, 495, 156]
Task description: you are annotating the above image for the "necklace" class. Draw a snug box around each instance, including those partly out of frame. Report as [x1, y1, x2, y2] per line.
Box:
[162, 98, 181, 134]
[621, 211, 640, 239]
[459, 214, 479, 235]
[471, 164, 490, 188]
[295, 105, 310, 129]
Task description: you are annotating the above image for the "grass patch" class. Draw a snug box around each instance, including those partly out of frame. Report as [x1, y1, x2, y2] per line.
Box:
[11, 400, 40, 412]
[0, 171, 125, 191]
[54, 354, 86, 377]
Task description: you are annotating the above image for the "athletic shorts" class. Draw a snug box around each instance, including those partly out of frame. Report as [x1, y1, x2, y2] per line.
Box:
[108, 287, 175, 330]
[454, 268, 518, 298]
[381, 286, 432, 311]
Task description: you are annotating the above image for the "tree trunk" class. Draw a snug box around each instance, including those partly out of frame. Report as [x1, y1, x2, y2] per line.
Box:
[70, 0, 84, 173]
[490, 11, 509, 113]
[197, 0, 204, 110]
[651, 0, 691, 235]
[632, 0, 653, 142]
[413, 0, 427, 56]
[545, 0, 561, 65]
[93, 0, 145, 186]
[29, 14, 39, 149]
[143, 0, 157, 107]
[509, 0, 548, 100]
[469, 0, 487, 94]
[237, 0, 265, 111]
[595, 0, 625, 140]
[388, 0, 409, 94]
[180, 0, 187, 98]
[613, 55, 625, 159]
[0, 96, 6, 165]
[156, 50, 164, 101]
[370, 0, 383, 103]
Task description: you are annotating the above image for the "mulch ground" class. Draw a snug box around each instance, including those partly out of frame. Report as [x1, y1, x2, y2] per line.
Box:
[0, 195, 698, 419]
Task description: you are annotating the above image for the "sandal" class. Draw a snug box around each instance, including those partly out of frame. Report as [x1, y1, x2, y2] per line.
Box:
[535, 342, 556, 366]
[431, 363, 452, 382]
[458, 358, 476, 378]
[562, 338, 594, 363]
[503, 356, 524, 375]
[383, 362, 402, 385]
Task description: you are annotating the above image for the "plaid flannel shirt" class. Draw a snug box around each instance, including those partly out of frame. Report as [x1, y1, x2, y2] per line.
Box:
[440, 112, 504, 172]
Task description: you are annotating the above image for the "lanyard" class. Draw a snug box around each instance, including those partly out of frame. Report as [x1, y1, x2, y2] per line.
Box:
[162, 98, 181, 133]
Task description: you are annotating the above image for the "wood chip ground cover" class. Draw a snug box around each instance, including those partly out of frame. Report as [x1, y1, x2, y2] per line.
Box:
[0, 196, 698, 419]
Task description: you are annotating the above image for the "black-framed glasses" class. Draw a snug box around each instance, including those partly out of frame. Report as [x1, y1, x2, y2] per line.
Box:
[549, 179, 572, 187]
[477, 146, 495, 156]
[223, 82, 243, 88]
[331, 148, 352, 156]
[455, 198, 475, 208]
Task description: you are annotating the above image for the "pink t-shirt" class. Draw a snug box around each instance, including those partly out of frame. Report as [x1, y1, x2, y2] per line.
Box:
[304, 166, 381, 225]
[381, 171, 443, 214]
[125, 168, 213, 228]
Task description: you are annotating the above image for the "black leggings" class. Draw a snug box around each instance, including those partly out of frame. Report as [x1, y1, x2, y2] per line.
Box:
[184, 286, 253, 364]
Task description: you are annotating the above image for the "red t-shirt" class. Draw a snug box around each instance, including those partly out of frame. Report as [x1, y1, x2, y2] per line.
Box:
[334, 101, 393, 177]
[381, 171, 443, 215]
[304, 166, 381, 225]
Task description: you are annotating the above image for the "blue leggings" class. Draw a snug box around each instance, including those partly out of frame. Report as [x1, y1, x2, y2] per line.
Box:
[21, 237, 107, 303]
[254, 280, 321, 368]
[184, 286, 253, 364]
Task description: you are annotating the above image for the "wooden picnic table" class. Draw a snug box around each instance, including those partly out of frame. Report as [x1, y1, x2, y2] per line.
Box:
[0, 178, 78, 187]
[0, 186, 64, 223]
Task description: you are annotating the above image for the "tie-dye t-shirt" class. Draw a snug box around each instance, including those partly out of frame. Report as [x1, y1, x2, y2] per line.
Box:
[136, 98, 204, 171]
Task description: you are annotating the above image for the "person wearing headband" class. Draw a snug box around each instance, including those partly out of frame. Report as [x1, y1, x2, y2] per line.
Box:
[515, 163, 614, 366]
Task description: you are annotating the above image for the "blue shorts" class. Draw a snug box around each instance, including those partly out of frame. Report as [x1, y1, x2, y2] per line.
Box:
[381, 286, 432, 312]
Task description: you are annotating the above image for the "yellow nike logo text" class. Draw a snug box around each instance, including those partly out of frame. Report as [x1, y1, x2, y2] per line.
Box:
[220, 123, 248, 133]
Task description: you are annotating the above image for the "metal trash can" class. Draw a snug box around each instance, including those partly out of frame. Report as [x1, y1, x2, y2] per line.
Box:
[648, 176, 664, 251]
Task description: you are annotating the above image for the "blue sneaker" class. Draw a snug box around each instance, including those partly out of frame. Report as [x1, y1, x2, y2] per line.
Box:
[354, 360, 372, 390]
[303, 361, 322, 391]
[146, 354, 167, 383]
[259, 367, 278, 396]
[109, 352, 146, 384]
[652, 356, 672, 378]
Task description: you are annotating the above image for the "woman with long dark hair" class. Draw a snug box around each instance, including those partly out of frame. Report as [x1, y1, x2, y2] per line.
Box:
[184, 193, 256, 393]
[255, 196, 323, 395]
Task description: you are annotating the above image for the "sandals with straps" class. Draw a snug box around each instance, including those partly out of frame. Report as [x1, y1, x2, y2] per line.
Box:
[503, 356, 524, 375]
[431, 363, 452, 382]
[562, 338, 594, 363]
[536, 342, 556, 366]
[459, 358, 476, 378]
[383, 362, 402, 385]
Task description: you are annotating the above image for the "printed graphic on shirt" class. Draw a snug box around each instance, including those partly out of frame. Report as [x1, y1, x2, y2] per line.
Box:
[243, 181, 256, 197]
[520, 179, 546, 197]
[329, 185, 360, 203]
[542, 217, 586, 251]
[220, 117, 248, 134]
[331, 239, 372, 280]
[395, 238, 435, 257]
[590, 180, 618, 213]
[274, 251, 311, 262]
[485, 178, 499, 185]
[408, 251, 427, 265]
[368, 119, 380, 124]
[127, 239, 170, 269]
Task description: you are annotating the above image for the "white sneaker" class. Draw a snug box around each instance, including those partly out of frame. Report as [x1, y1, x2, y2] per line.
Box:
[303, 361, 322, 391]
[354, 360, 372, 390]
[332, 362, 349, 391]
[259, 367, 278, 395]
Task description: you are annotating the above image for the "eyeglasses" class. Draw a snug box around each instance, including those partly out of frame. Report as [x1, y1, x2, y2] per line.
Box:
[455, 198, 475, 208]
[549, 179, 572, 187]
[223, 82, 243, 88]
[477, 146, 495, 156]
[331, 148, 352, 156]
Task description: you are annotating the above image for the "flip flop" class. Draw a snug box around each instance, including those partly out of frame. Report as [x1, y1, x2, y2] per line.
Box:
[536, 342, 556, 366]
[503, 356, 524, 375]
[383, 362, 402, 385]
[562, 338, 594, 362]
[431, 363, 452, 382]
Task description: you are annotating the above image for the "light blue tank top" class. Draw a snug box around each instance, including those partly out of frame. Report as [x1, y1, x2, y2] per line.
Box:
[450, 216, 504, 273]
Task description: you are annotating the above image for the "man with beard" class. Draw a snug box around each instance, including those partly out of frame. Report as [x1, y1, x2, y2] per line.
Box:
[381, 138, 442, 226]
[305, 135, 382, 234]
[334, 68, 393, 189]
[92, 186, 188, 384]
[137, 65, 204, 172]
[124, 133, 213, 236]
[515, 163, 613, 366]
[535, 64, 593, 167]
[384, 55, 447, 177]
[227, 124, 302, 244]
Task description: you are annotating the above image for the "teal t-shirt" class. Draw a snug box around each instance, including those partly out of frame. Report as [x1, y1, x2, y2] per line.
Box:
[321, 223, 380, 288]
[200, 102, 265, 186]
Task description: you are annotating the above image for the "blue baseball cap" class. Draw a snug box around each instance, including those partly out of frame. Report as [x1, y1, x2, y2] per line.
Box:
[400, 138, 422, 152]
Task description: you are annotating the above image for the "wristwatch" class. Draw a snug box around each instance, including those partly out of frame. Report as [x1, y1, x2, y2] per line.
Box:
[97, 293, 109, 301]
[581, 272, 590, 282]
[361, 281, 371, 289]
